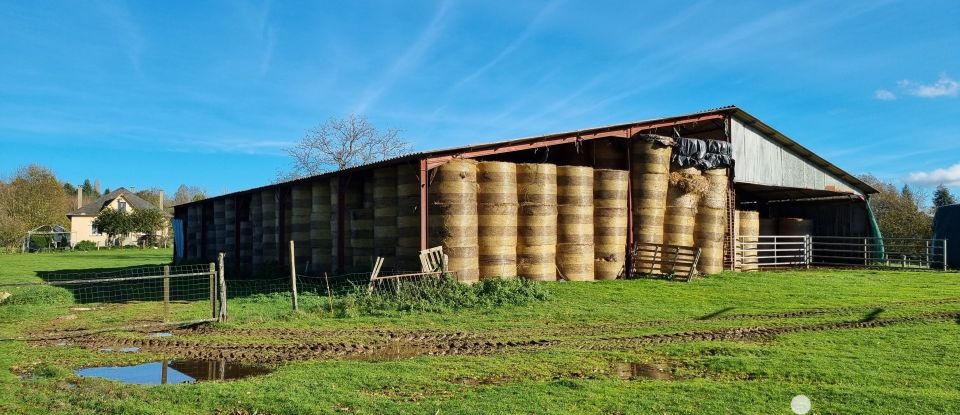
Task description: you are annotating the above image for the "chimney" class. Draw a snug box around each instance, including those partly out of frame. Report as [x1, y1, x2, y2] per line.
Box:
[158, 190, 164, 210]
[76, 187, 83, 210]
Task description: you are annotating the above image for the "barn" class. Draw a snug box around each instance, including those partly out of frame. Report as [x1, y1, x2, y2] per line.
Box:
[172, 106, 879, 280]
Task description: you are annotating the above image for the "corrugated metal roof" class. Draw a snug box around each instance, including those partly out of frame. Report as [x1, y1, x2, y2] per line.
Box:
[177, 105, 875, 208]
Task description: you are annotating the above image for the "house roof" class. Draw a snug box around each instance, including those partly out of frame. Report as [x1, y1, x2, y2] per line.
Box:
[68, 187, 170, 217]
[178, 105, 876, 207]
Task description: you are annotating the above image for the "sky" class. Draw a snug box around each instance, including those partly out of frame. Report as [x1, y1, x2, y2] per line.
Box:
[1, 0, 958, 198]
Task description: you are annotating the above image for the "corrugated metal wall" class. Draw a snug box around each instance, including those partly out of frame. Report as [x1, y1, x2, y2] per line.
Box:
[730, 117, 862, 196]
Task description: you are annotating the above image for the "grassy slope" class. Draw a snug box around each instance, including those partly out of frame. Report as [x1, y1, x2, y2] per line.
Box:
[1, 250, 959, 414]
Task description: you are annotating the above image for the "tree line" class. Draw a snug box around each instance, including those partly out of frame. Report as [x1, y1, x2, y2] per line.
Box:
[859, 175, 956, 240]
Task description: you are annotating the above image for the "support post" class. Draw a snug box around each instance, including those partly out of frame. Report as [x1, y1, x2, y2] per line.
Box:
[289, 240, 299, 312]
[944, 240, 948, 271]
[419, 159, 429, 251]
[162, 265, 170, 322]
[218, 252, 227, 322]
[209, 262, 216, 319]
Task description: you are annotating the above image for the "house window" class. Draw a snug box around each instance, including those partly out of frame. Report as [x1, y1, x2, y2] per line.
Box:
[118, 201, 127, 211]
[91, 223, 99, 235]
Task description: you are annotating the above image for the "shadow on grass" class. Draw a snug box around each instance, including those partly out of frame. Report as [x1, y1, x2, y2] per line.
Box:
[860, 308, 884, 322]
[697, 307, 736, 320]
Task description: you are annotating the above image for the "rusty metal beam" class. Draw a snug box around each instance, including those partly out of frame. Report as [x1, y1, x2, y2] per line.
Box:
[424, 113, 725, 169]
[419, 159, 429, 251]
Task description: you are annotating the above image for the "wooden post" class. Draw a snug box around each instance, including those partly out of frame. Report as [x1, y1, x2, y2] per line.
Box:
[161, 360, 168, 385]
[324, 272, 334, 313]
[209, 262, 216, 319]
[162, 265, 170, 322]
[289, 240, 299, 312]
[218, 252, 227, 321]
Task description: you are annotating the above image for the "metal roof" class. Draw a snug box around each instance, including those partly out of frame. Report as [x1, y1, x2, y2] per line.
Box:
[69, 187, 171, 217]
[178, 105, 875, 208]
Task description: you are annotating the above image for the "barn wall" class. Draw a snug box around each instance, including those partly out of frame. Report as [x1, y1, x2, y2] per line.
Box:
[730, 117, 862, 196]
[765, 199, 870, 237]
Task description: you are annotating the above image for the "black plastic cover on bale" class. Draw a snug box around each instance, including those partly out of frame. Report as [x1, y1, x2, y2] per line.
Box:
[671, 137, 733, 169]
[933, 204, 960, 269]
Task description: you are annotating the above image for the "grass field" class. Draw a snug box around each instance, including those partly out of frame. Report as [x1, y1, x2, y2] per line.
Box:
[1, 249, 959, 414]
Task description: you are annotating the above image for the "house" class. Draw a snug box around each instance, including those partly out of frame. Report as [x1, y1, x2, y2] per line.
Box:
[68, 187, 171, 247]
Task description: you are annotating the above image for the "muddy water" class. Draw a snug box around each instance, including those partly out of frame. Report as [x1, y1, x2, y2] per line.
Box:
[612, 362, 673, 380]
[75, 359, 272, 385]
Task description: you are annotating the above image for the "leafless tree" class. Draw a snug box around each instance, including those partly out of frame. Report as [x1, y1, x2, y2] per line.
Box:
[283, 114, 412, 179]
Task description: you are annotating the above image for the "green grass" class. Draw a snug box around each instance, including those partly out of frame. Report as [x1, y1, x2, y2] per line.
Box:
[1, 249, 959, 414]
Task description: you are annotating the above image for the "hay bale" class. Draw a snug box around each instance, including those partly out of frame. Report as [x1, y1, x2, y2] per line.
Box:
[759, 218, 777, 265]
[594, 169, 628, 280]
[213, 199, 225, 256]
[239, 211, 251, 270]
[250, 192, 263, 266]
[396, 164, 421, 270]
[203, 204, 215, 261]
[557, 166, 594, 281]
[261, 190, 278, 263]
[429, 159, 480, 283]
[694, 207, 726, 275]
[350, 208, 374, 270]
[632, 139, 672, 174]
[478, 161, 518, 279]
[291, 184, 312, 267]
[738, 210, 760, 271]
[310, 180, 332, 273]
[778, 217, 813, 236]
[223, 197, 236, 264]
[631, 139, 673, 268]
[185, 204, 200, 259]
[517, 163, 557, 281]
[593, 139, 626, 170]
[663, 167, 702, 248]
[373, 168, 398, 268]
[701, 168, 728, 209]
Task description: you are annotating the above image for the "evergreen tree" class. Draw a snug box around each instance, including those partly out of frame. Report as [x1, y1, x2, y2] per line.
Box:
[933, 184, 957, 208]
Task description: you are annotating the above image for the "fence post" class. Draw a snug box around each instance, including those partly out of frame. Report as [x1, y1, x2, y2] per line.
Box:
[162, 265, 170, 322]
[805, 235, 811, 269]
[218, 252, 227, 322]
[289, 240, 299, 312]
[863, 238, 868, 267]
[209, 262, 216, 320]
[943, 239, 948, 272]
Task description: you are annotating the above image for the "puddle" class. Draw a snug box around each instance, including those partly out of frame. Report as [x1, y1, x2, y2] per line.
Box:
[99, 347, 141, 353]
[147, 332, 173, 338]
[75, 359, 273, 385]
[612, 362, 673, 380]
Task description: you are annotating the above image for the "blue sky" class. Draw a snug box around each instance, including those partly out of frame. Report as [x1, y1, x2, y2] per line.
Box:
[1, 1, 958, 198]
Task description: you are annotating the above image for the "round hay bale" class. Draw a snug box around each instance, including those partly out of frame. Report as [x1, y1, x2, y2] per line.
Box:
[373, 168, 398, 267]
[594, 169, 628, 280]
[694, 206, 726, 275]
[700, 169, 728, 210]
[396, 164, 420, 270]
[224, 197, 236, 263]
[594, 139, 626, 170]
[478, 162, 518, 279]
[738, 210, 760, 271]
[239, 217, 251, 270]
[557, 166, 594, 281]
[186, 204, 201, 259]
[350, 207, 374, 270]
[517, 163, 557, 281]
[203, 204, 215, 261]
[213, 199, 225, 256]
[557, 243, 594, 281]
[250, 192, 263, 266]
[429, 160, 480, 283]
[260, 190, 278, 263]
[778, 217, 813, 236]
[663, 167, 703, 248]
[310, 180, 332, 273]
[291, 184, 312, 267]
[631, 139, 672, 174]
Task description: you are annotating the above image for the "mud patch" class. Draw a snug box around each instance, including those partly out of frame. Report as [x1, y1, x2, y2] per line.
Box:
[75, 359, 272, 385]
[612, 362, 673, 380]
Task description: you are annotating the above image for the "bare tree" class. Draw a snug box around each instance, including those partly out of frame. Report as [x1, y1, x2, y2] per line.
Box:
[284, 114, 412, 179]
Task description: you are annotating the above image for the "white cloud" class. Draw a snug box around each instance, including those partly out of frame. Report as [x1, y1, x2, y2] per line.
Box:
[897, 73, 959, 98]
[906, 162, 960, 186]
[874, 89, 896, 100]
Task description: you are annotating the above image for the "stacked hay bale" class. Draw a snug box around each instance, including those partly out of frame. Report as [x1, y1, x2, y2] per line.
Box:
[664, 167, 704, 248]
[224, 197, 236, 265]
[594, 169, 629, 280]
[759, 218, 777, 264]
[186, 204, 201, 259]
[310, 180, 332, 274]
[213, 199, 225, 256]
[261, 190, 278, 264]
[291, 184, 312, 269]
[779, 218, 813, 236]
[517, 163, 558, 281]
[477, 161, 518, 279]
[594, 139, 626, 170]
[738, 210, 760, 271]
[694, 169, 728, 275]
[396, 164, 421, 270]
[556, 166, 594, 281]
[239, 199, 252, 271]
[373, 168, 398, 268]
[350, 176, 375, 271]
[429, 159, 480, 283]
[329, 177, 342, 272]
[250, 192, 263, 267]
[203, 205, 215, 261]
[631, 139, 672, 273]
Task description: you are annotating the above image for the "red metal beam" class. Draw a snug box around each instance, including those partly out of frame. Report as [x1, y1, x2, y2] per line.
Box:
[424, 113, 725, 169]
[419, 159, 429, 251]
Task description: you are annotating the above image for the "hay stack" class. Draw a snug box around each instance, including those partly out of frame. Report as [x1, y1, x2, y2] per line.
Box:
[239, 202, 251, 270]
[291, 184, 312, 267]
[695, 169, 728, 275]
[329, 177, 342, 272]
[594, 139, 626, 170]
[186, 204, 201, 259]
[478, 161, 518, 279]
[203, 205, 215, 260]
[250, 192, 263, 266]
[517, 163, 558, 281]
[373, 168, 398, 268]
[396, 164, 421, 270]
[594, 169, 628, 280]
[350, 176, 375, 270]
[224, 197, 236, 263]
[738, 210, 760, 271]
[631, 139, 672, 273]
[310, 180, 332, 273]
[429, 159, 480, 283]
[557, 166, 594, 281]
[779, 218, 813, 236]
[664, 167, 704, 248]
[213, 199, 225, 256]
[261, 190, 278, 264]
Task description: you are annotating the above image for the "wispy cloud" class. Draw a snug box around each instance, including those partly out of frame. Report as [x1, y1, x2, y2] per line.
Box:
[96, 0, 144, 75]
[235, 0, 276, 77]
[874, 89, 896, 100]
[906, 162, 960, 186]
[352, 1, 453, 113]
[898, 73, 959, 98]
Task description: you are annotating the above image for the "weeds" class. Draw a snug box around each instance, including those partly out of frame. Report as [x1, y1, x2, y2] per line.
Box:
[337, 275, 549, 315]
